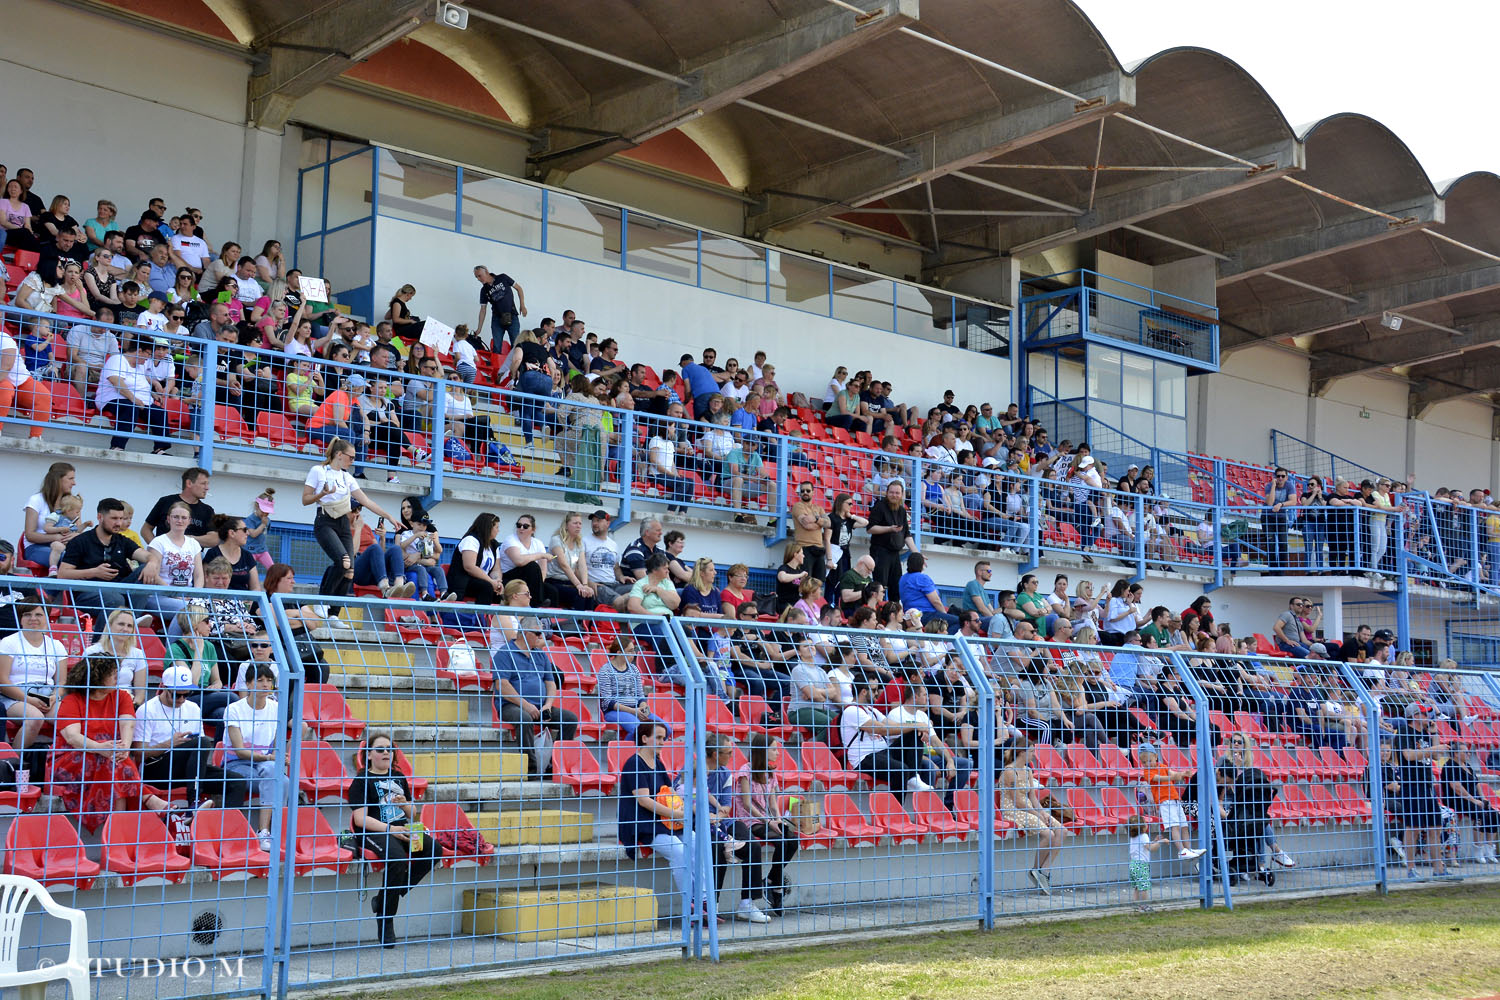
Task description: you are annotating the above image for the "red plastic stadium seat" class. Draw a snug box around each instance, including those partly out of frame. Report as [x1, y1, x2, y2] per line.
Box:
[215, 407, 252, 443]
[555, 690, 614, 742]
[101, 811, 192, 886]
[868, 791, 924, 844]
[191, 808, 271, 880]
[435, 642, 492, 690]
[1065, 743, 1116, 784]
[777, 794, 838, 850]
[4, 815, 101, 890]
[297, 739, 352, 803]
[739, 694, 796, 741]
[705, 695, 750, 741]
[384, 606, 448, 643]
[1097, 743, 1140, 784]
[1029, 742, 1066, 785]
[646, 693, 688, 734]
[800, 741, 863, 791]
[255, 411, 298, 449]
[552, 739, 618, 794]
[280, 806, 354, 876]
[160, 396, 191, 429]
[301, 684, 366, 741]
[774, 750, 815, 791]
[546, 645, 597, 692]
[910, 790, 969, 842]
[420, 802, 490, 868]
[1099, 785, 1155, 826]
[822, 792, 883, 846]
[951, 788, 1016, 839]
[1066, 787, 1118, 832]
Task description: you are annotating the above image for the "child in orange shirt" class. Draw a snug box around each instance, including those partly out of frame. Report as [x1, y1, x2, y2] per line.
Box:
[1138, 743, 1206, 861]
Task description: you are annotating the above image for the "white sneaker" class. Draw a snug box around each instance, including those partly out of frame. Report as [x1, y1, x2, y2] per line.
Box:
[906, 775, 933, 792]
[256, 829, 272, 853]
[1028, 868, 1051, 895]
[387, 473, 401, 484]
[1273, 850, 1297, 868]
[1388, 835, 1408, 863]
[735, 899, 770, 923]
[1179, 847, 1206, 860]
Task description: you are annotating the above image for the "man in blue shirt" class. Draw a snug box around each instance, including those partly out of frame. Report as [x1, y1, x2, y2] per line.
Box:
[619, 517, 665, 584]
[897, 552, 958, 632]
[679, 353, 727, 421]
[489, 623, 577, 778]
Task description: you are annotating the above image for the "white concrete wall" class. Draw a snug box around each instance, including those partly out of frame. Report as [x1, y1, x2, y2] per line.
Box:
[0, 0, 256, 241]
[1412, 398, 1492, 489]
[1313, 375, 1408, 479]
[1190, 344, 1306, 464]
[371, 217, 1010, 408]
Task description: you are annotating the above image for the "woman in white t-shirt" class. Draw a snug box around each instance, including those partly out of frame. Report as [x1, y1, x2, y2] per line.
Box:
[80, 606, 150, 705]
[0, 601, 67, 747]
[149, 501, 205, 590]
[449, 512, 504, 603]
[21, 462, 76, 568]
[301, 437, 399, 597]
[0, 329, 49, 441]
[498, 513, 550, 608]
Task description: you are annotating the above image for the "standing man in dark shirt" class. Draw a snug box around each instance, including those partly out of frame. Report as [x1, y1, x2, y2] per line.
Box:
[473, 265, 526, 350]
[141, 467, 218, 546]
[1393, 703, 1455, 879]
[868, 480, 915, 599]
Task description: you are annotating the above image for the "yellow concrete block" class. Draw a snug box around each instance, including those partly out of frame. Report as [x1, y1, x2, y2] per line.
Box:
[462, 887, 657, 940]
[322, 646, 413, 676]
[407, 750, 527, 782]
[349, 697, 466, 725]
[494, 809, 594, 845]
[469, 811, 511, 846]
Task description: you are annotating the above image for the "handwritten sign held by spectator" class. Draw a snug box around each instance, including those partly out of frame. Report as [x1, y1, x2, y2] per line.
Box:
[420, 317, 456, 356]
[300, 277, 330, 303]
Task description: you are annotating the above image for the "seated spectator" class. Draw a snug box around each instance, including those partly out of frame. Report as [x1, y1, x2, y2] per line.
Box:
[681, 557, 723, 618]
[95, 335, 170, 453]
[352, 517, 417, 599]
[726, 431, 769, 523]
[542, 511, 594, 610]
[718, 563, 755, 616]
[616, 721, 696, 917]
[489, 619, 579, 778]
[348, 730, 444, 947]
[645, 406, 695, 512]
[841, 677, 930, 793]
[1273, 597, 1311, 657]
[627, 551, 680, 663]
[58, 497, 166, 623]
[786, 636, 840, 731]
[620, 518, 665, 585]
[898, 553, 959, 632]
[135, 664, 239, 808]
[499, 513, 551, 609]
[166, 605, 234, 736]
[0, 600, 65, 752]
[596, 635, 669, 740]
[826, 374, 873, 435]
[223, 664, 281, 853]
[887, 680, 970, 810]
[53, 655, 185, 834]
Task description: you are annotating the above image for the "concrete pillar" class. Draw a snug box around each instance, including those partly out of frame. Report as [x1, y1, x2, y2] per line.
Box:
[236, 125, 288, 261]
[1405, 414, 1419, 485]
[1321, 585, 1343, 648]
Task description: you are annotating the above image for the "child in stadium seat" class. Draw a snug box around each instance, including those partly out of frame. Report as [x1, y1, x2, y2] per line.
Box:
[1137, 743, 1206, 861]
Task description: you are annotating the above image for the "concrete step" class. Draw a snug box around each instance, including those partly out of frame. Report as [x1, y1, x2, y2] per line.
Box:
[471, 808, 595, 846]
[462, 886, 656, 941]
[322, 645, 414, 676]
[345, 694, 468, 725]
[408, 749, 527, 782]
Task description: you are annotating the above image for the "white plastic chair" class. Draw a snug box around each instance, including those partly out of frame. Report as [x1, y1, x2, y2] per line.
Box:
[0, 874, 91, 999]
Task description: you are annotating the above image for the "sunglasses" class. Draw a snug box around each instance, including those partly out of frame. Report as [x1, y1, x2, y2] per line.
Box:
[370, 746, 393, 753]
[250, 642, 272, 649]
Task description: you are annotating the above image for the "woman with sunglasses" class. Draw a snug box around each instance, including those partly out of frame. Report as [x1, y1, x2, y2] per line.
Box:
[348, 731, 443, 947]
[204, 513, 262, 592]
[499, 514, 551, 608]
[1216, 734, 1280, 886]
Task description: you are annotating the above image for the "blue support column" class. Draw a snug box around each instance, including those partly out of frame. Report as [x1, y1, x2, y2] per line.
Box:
[198, 339, 218, 470]
[614, 410, 635, 531]
[660, 618, 712, 958]
[1394, 511, 1410, 647]
[619, 208, 630, 269]
[909, 456, 925, 551]
[266, 593, 306, 999]
[1171, 654, 1233, 909]
[1209, 505, 1225, 592]
[1338, 661, 1388, 894]
[423, 383, 446, 509]
[767, 435, 789, 547]
[1021, 476, 1040, 573]
[953, 635, 997, 928]
[1132, 494, 1146, 581]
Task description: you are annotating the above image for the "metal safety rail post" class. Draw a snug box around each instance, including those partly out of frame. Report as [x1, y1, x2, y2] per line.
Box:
[1163, 656, 1232, 908]
[688, 618, 993, 948]
[625, 408, 784, 527]
[264, 593, 707, 997]
[0, 576, 292, 1000]
[951, 634, 998, 928]
[965, 635, 1211, 916]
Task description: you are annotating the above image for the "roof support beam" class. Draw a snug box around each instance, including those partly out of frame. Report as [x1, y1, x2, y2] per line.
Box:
[530, 0, 917, 180]
[247, 0, 431, 130]
[1309, 317, 1500, 394]
[1223, 260, 1500, 349]
[746, 70, 1134, 237]
[1217, 194, 1444, 284]
[1000, 137, 1305, 257]
[1408, 357, 1500, 415]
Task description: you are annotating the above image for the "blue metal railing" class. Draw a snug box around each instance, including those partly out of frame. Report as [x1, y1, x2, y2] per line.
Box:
[1020, 270, 1218, 369]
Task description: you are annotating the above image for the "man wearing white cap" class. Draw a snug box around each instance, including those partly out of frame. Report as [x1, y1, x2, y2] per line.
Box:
[135, 664, 237, 807]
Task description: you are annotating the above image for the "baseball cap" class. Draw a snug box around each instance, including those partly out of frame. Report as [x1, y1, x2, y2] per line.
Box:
[1373, 628, 1395, 641]
[162, 665, 196, 691]
[1308, 642, 1329, 657]
[589, 509, 611, 521]
[1404, 701, 1430, 720]
[1127, 463, 1140, 471]
[1078, 456, 1095, 469]
[147, 290, 169, 304]
[1137, 741, 1159, 758]
[982, 456, 1000, 468]
[344, 374, 369, 389]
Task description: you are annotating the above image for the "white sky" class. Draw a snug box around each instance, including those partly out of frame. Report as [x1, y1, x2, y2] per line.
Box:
[1073, 0, 1500, 185]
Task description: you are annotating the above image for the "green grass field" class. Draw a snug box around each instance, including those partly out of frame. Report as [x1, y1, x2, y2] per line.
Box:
[366, 885, 1500, 1000]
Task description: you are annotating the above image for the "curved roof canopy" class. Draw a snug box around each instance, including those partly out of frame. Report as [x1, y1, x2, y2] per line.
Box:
[130, 0, 1500, 405]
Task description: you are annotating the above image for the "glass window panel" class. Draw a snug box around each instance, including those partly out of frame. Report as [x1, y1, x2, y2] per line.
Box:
[1091, 401, 1121, 430]
[300, 137, 329, 169]
[1057, 357, 1085, 400]
[460, 170, 543, 249]
[831, 268, 893, 329]
[1156, 414, 1187, 452]
[959, 302, 1011, 356]
[321, 221, 371, 303]
[1029, 352, 1056, 396]
[546, 191, 621, 266]
[1122, 352, 1154, 409]
[1088, 347, 1121, 403]
[896, 285, 951, 344]
[299, 167, 324, 236]
[376, 149, 456, 229]
[1155, 360, 1187, 416]
[1122, 406, 1153, 445]
[769, 251, 829, 315]
[295, 237, 321, 276]
[626, 215, 697, 284]
[700, 235, 765, 299]
[326, 150, 373, 231]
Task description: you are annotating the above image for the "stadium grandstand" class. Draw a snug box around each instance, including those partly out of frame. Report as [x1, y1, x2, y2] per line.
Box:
[0, 0, 1498, 997]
